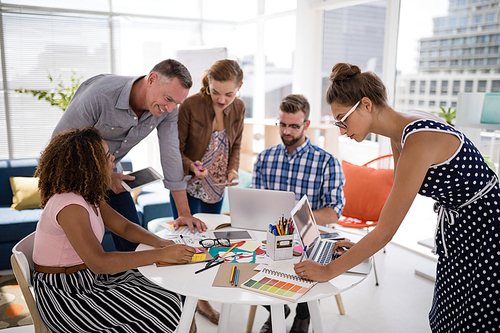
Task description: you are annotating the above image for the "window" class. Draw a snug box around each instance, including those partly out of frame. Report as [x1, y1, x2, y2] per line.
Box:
[485, 13, 496, 23]
[419, 81, 426, 94]
[440, 101, 447, 107]
[474, 58, 485, 66]
[418, 100, 425, 106]
[451, 101, 457, 108]
[462, 59, 471, 65]
[410, 80, 416, 94]
[409, 100, 415, 105]
[465, 80, 474, 92]
[473, 15, 483, 24]
[491, 34, 500, 42]
[475, 47, 485, 54]
[460, 16, 469, 26]
[441, 81, 448, 95]
[478, 80, 487, 92]
[430, 80, 437, 94]
[452, 80, 460, 95]
[492, 80, 500, 92]
[321, 1, 387, 119]
[429, 101, 436, 107]
[487, 57, 498, 65]
[489, 46, 499, 54]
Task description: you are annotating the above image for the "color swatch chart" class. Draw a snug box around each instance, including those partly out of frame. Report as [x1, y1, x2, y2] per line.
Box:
[241, 270, 316, 302]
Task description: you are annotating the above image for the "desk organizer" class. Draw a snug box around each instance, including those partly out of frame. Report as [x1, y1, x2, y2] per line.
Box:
[266, 231, 294, 260]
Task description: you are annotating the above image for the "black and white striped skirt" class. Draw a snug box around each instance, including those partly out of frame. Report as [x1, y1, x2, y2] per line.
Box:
[33, 268, 181, 333]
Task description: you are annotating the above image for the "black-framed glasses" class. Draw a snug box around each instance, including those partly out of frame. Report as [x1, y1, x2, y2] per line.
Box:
[275, 120, 307, 132]
[334, 101, 360, 130]
[199, 238, 231, 248]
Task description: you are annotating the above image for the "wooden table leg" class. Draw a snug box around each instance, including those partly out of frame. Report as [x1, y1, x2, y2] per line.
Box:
[246, 305, 257, 333]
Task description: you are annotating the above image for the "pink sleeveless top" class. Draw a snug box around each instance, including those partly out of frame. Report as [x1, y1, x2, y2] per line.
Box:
[33, 192, 105, 267]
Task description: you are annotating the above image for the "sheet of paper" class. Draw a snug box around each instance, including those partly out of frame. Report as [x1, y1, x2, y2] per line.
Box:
[239, 241, 261, 252]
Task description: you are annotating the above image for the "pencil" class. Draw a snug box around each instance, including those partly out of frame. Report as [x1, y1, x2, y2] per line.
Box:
[230, 265, 237, 285]
[234, 268, 240, 286]
[221, 243, 238, 258]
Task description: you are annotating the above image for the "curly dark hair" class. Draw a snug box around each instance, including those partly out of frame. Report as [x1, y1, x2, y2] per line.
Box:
[35, 127, 110, 208]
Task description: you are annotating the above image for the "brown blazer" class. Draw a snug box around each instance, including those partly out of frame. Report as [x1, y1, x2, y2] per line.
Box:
[177, 92, 246, 176]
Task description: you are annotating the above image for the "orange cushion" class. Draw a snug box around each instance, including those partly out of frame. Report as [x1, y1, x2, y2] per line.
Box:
[341, 160, 394, 222]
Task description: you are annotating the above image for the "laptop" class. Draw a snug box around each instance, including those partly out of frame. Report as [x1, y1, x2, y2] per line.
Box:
[228, 188, 296, 231]
[291, 195, 371, 274]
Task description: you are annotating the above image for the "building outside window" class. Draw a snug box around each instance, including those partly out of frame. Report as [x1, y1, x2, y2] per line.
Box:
[420, 80, 426, 94]
[441, 80, 448, 95]
[410, 80, 416, 93]
[452, 80, 461, 95]
[478, 80, 488, 92]
[430, 80, 437, 94]
[492, 80, 500, 92]
[465, 80, 474, 92]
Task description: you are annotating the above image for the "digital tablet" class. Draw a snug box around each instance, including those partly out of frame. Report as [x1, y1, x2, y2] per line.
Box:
[213, 230, 253, 240]
[122, 167, 164, 191]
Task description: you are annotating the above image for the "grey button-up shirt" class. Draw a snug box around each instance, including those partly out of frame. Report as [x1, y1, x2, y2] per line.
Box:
[53, 74, 187, 191]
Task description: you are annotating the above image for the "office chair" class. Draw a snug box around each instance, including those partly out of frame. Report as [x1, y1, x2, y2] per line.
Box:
[11, 232, 51, 333]
[337, 155, 394, 286]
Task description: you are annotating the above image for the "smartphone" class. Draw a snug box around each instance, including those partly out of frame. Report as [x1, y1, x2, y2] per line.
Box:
[214, 179, 240, 187]
[121, 167, 163, 191]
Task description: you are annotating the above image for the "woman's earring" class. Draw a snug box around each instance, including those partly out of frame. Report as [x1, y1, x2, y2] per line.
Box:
[236, 90, 241, 98]
[207, 87, 211, 95]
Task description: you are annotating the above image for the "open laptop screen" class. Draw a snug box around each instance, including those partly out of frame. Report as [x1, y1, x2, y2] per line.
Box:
[291, 195, 320, 249]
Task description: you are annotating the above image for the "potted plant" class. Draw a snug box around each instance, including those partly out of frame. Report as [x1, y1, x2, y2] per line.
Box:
[432, 106, 456, 126]
[15, 71, 82, 111]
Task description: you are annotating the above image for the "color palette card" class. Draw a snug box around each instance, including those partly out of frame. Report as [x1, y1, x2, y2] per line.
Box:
[239, 262, 317, 302]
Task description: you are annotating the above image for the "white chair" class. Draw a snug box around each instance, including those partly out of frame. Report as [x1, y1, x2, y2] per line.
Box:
[11, 232, 51, 333]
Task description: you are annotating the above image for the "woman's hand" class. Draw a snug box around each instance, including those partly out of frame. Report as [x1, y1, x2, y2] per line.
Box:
[333, 240, 355, 256]
[227, 170, 239, 183]
[190, 161, 208, 178]
[294, 260, 333, 283]
[159, 244, 196, 264]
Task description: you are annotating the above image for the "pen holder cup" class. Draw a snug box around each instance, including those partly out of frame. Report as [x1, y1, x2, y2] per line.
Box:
[266, 231, 294, 261]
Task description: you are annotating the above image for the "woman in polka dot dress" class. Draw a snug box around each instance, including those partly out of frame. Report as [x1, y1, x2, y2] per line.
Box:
[294, 62, 500, 333]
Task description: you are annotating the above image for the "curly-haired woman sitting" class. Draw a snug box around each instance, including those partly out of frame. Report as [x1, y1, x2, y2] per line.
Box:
[32, 127, 195, 333]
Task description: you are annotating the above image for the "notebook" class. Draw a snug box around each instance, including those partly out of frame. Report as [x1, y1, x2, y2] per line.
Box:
[228, 188, 296, 231]
[239, 261, 317, 302]
[291, 195, 371, 274]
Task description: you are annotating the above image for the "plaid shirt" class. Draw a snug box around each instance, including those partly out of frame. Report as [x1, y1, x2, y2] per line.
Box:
[252, 137, 345, 217]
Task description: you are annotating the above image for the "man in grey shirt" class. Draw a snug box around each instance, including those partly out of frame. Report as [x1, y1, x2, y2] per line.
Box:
[53, 59, 207, 251]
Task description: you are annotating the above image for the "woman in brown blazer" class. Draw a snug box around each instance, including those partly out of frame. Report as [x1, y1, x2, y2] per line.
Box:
[170, 59, 245, 330]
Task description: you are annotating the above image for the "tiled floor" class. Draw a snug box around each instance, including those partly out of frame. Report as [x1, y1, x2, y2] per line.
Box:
[3, 195, 439, 333]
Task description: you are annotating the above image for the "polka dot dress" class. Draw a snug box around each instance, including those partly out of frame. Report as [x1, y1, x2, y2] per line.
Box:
[402, 120, 500, 333]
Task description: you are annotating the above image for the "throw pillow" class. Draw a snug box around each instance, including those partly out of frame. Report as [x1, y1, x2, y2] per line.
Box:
[10, 177, 41, 210]
[341, 160, 394, 222]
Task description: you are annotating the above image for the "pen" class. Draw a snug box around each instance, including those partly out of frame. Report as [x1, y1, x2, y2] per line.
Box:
[221, 243, 238, 258]
[193, 162, 203, 172]
[230, 265, 237, 285]
[195, 260, 223, 274]
[179, 235, 186, 244]
[234, 268, 240, 286]
[299, 245, 308, 262]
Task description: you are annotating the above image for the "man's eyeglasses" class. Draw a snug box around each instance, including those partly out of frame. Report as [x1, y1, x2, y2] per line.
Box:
[276, 120, 306, 132]
[199, 238, 231, 248]
[334, 101, 360, 130]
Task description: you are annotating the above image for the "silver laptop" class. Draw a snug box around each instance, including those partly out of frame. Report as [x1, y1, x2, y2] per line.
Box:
[228, 188, 296, 231]
[291, 195, 371, 274]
